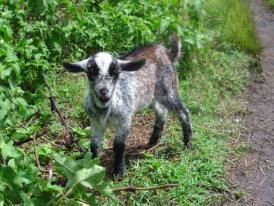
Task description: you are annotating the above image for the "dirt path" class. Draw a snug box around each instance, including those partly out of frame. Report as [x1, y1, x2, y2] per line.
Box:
[228, 0, 274, 205]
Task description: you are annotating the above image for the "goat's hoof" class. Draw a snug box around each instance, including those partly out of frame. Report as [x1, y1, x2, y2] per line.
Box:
[184, 142, 192, 149]
[113, 173, 124, 181]
[90, 147, 99, 158]
[91, 151, 98, 159]
[147, 139, 159, 148]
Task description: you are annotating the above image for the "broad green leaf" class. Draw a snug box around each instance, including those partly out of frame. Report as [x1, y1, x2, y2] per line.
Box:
[0, 193, 4, 206]
[0, 99, 11, 120]
[0, 165, 17, 188]
[12, 128, 29, 140]
[21, 192, 34, 206]
[1, 142, 20, 160]
[53, 154, 76, 180]
[73, 127, 86, 137]
[66, 166, 104, 189]
[78, 153, 98, 169]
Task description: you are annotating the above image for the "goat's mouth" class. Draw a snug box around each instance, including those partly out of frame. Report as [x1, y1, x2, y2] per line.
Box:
[98, 96, 110, 103]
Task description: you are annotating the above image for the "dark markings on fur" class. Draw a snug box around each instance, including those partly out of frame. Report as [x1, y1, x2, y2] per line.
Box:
[148, 118, 166, 146]
[155, 64, 192, 146]
[113, 138, 127, 178]
[121, 59, 146, 71]
[167, 34, 181, 62]
[63, 62, 85, 73]
[109, 60, 119, 79]
[90, 136, 99, 158]
[86, 58, 99, 81]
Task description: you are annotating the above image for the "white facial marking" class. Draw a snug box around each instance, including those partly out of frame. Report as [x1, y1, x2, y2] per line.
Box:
[75, 58, 90, 70]
[94, 52, 113, 75]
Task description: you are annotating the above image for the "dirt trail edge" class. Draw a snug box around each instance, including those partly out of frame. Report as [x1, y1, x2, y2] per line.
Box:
[228, 0, 274, 205]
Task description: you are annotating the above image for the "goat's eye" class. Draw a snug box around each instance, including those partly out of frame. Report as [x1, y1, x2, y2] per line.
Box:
[109, 65, 119, 77]
[87, 64, 99, 80]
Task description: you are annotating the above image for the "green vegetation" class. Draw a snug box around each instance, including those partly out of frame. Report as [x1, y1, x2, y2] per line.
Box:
[0, 0, 258, 205]
[205, 0, 261, 54]
[266, 0, 274, 7]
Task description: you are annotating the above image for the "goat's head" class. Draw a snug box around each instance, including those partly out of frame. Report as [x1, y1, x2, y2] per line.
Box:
[63, 52, 145, 107]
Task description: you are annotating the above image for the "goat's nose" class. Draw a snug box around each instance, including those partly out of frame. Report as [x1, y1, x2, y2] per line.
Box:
[99, 88, 109, 96]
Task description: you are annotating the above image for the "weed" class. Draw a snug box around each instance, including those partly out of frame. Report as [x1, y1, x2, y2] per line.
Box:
[205, 0, 261, 54]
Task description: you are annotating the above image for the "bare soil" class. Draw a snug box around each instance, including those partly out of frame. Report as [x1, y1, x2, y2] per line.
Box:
[101, 113, 176, 176]
[227, 0, 274, 205]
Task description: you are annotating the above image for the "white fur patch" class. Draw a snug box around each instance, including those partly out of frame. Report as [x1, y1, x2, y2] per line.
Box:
[117, 59, 130, 65]
[94, 52, 113, 75]
[75, 58, 90, 70]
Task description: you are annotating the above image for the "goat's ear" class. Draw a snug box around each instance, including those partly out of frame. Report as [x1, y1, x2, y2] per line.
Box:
[63, 59, 89, 73]
[118, 59, 146, 72]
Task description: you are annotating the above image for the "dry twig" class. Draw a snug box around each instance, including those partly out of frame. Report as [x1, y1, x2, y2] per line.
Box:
[113, 184, 180, 192]
[40, 135, 65, 149]
[14, 130, 48, 146]
[101, 142, 164, 154]
[33, 133, 48, 173]
[46, 163, 53, 184]
[43, 74, 86, 153]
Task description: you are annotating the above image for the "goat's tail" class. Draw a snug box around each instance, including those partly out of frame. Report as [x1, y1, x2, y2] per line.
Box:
[168, 33, 181, 63]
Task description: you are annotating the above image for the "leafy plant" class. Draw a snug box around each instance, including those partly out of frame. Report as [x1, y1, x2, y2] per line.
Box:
[0, 0, 214, 205]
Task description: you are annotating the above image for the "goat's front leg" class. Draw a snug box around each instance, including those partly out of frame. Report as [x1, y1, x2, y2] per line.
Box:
[113, 125, 130, 179]
[90, 123, 105, 158]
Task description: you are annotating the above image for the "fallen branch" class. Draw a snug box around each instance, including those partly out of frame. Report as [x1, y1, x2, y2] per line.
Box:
[147, 142, 164, 152]
[101, 142, 164, 154]
[33, 132, 48, 173]
[14, 130, 48, 146]
[32, 133, 58, 179]
[43, 74, 86, 153]
[40, 135, 65, 149]
[113, 183, 180, 192]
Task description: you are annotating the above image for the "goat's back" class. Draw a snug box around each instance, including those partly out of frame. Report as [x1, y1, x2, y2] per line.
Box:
[120, 44, 178, 111]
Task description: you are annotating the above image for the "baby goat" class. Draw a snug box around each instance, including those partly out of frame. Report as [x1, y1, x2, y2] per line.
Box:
[63, 35, 192, 178]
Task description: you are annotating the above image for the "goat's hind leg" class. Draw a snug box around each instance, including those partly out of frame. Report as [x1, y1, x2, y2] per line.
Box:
[161, 93, 192, 147]
[148, 101, 168, 146]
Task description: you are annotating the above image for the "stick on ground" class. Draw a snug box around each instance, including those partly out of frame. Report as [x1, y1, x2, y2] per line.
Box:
[43, 74, 86, 153]
[14, 130, 48, 146]
[113, 184, 180, 192]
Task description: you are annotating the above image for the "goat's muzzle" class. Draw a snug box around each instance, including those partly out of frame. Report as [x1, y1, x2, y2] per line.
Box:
[98, 88, 110, 103]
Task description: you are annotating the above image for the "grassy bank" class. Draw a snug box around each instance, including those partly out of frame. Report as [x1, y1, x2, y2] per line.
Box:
[266, 0, 274, 7]
[205, 0, 260, 54]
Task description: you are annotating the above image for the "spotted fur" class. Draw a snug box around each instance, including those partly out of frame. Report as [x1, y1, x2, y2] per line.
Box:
[63, 34, 192, 178]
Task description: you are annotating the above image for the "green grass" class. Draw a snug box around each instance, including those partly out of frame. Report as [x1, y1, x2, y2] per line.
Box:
[205, 0, 261, 54]
[266, 0, 274, 7]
